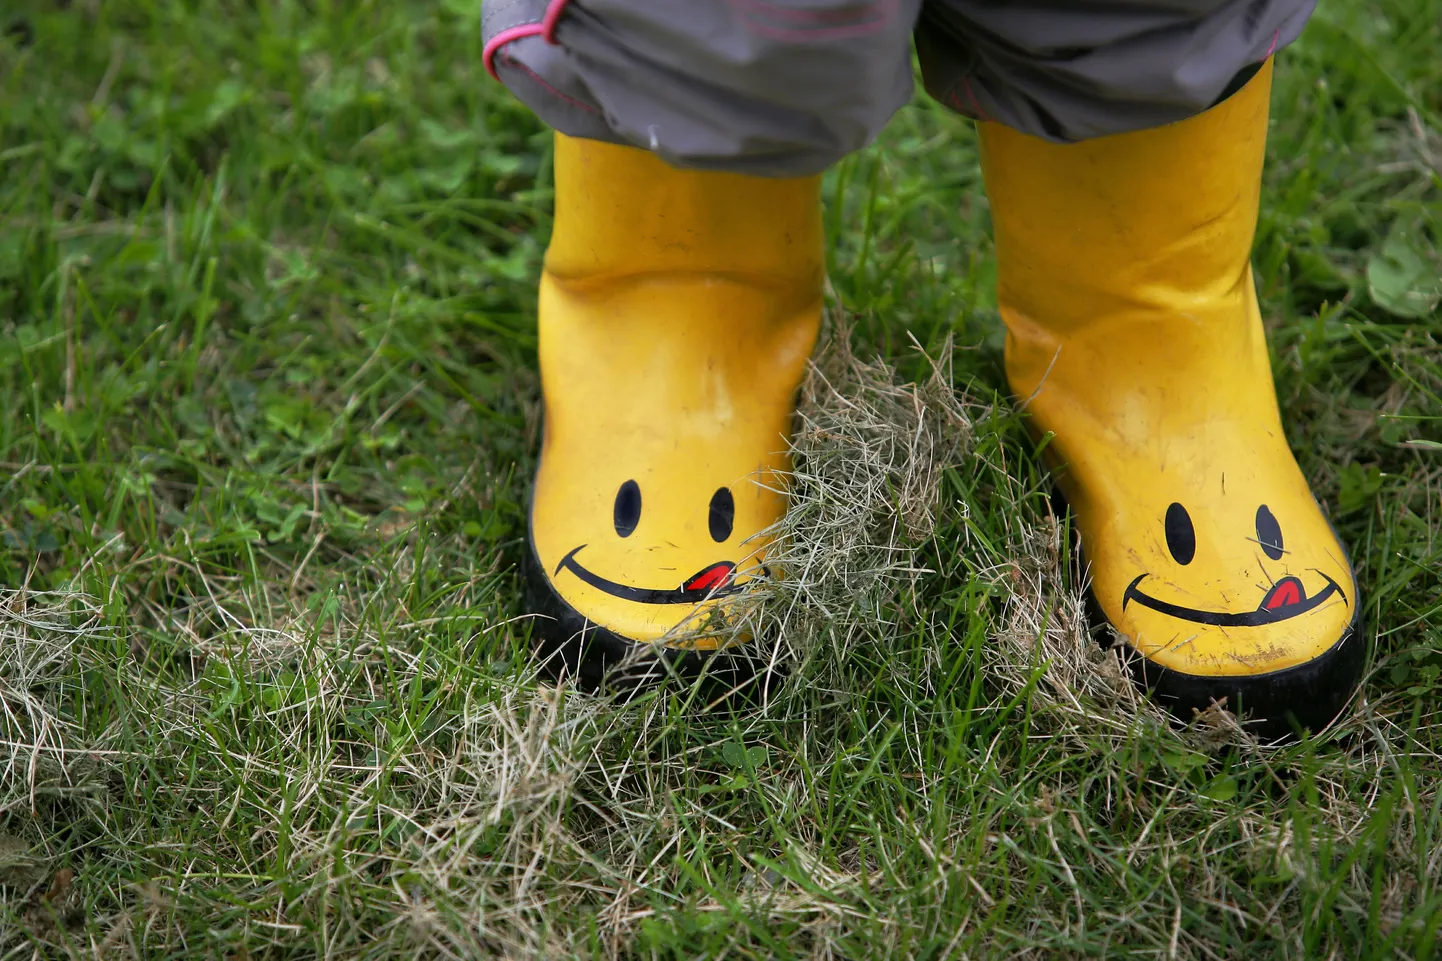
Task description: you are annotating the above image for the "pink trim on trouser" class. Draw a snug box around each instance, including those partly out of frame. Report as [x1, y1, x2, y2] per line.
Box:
[484, 0, 571, 81]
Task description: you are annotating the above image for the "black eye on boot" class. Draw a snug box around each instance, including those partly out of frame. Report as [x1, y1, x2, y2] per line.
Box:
[708, 487, 734, 542]
[613, 480, 641, 538]
[1164, 502, 1195, 565]
[1255, 505, 1284, 560]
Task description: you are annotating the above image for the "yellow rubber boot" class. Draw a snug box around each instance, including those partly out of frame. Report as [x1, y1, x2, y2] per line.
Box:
[526, 133, 823, 691]
[978, 62, 1363, 738]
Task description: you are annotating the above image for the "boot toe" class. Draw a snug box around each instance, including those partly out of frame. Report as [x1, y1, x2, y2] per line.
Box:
[1093, 499, 1364, 736]
[523, 529, 777, 698]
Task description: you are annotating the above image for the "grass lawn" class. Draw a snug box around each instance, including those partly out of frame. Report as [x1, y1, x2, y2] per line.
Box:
[2, 0, 1441, 956]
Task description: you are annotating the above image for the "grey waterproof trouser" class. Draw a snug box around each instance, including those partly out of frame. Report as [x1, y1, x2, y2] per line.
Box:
[483, 0, 1313, 176]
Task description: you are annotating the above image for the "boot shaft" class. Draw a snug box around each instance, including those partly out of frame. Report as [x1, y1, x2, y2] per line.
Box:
[979, 60, 1273, 330]
[545, 133, 825, 287]
[978, 61, 1282, 455]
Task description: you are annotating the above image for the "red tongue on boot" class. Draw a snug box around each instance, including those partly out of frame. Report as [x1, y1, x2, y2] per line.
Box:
[1260, 576, 1305, 611]
[684, 562, 736, 593]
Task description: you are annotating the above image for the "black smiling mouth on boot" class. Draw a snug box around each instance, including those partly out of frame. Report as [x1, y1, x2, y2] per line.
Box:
[1122, 572, 1346, 627]
[555, 545, 746, 605]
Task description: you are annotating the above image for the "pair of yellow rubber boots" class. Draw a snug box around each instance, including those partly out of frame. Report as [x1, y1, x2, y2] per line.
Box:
[525, 62, 1364, 739]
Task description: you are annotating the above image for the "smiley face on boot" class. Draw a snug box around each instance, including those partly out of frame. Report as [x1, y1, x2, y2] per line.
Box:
[530, 466, 782, 647]
[1124, 502, 1347, 626]
[555, 479, 756, 605]
[1104, 497, 1356, 677]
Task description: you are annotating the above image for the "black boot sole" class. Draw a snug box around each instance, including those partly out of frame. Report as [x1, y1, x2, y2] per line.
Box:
[1120, 614, 1365, 742]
